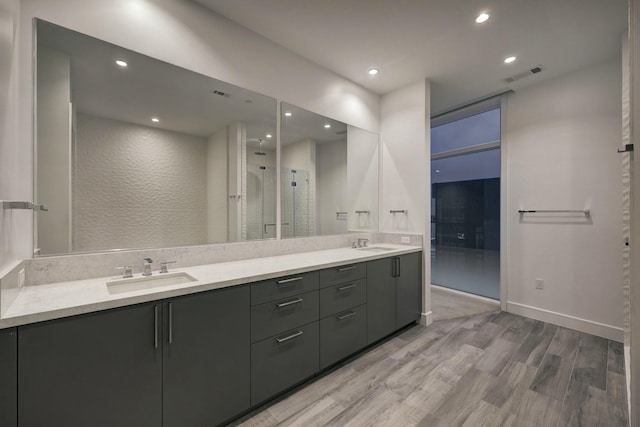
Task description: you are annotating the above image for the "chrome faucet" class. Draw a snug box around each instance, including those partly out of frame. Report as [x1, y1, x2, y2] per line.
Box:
[116, 265, 133, 278]
[159, 260, 177, 274]
[357, 238, 369, 248]
[142, 258, 153, 276]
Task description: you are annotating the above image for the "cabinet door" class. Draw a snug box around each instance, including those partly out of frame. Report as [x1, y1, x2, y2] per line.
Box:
[396, 252, 423, 328]
[366, 257, 396, 344]
[19, 303, 162, 427]
[320, 304, 366, 369]
[251, 321, 319, 406]
[163, 286, 250, 427]
[0, 328, 16, 427]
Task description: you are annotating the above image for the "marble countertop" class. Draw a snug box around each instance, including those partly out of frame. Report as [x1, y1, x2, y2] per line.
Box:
[0, 244, 421, 329]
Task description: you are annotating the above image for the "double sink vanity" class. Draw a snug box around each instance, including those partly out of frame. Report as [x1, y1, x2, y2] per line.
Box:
[0, 243, 422, 427]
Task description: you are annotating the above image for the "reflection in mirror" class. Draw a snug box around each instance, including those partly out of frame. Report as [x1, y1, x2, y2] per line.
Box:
[35, 20, 277, 255]
[280, 103, 378, 238]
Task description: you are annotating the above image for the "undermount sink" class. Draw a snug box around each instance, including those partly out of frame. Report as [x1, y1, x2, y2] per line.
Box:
[107, 272, 197, 295]
[356, 246, 395, 252]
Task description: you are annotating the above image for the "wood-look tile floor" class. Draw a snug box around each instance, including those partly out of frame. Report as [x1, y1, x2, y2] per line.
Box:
[231, 312, 628, 427]
[431, 286, 500, 321]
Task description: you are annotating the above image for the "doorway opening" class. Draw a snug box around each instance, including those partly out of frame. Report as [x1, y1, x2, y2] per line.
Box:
[430, 105, 501, 303]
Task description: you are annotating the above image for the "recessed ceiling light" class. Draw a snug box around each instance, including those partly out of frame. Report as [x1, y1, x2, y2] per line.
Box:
[504, 56, 517, 64]
[115, 60, 128, 67]
[284, 112, 292, 117]
[151, 117, 160, 123]
[475, 12, 490, 24]
[368, 68, 379, 76]
[324, 124, 331, 129]
[266, 134, 272, 139]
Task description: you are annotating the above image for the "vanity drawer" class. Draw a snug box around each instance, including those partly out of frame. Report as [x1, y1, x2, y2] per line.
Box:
[251, 321, 319, 406]
[251, 291, 319, 343]
[251, 271, 319, 306]
[319, 263, 366, 289]
[320, 304, 367, 370]
[319, 278, 366, 318]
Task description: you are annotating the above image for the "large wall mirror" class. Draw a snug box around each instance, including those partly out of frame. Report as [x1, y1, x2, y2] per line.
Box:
[35, 19, 277, 255]
[280, 103, 379, 238]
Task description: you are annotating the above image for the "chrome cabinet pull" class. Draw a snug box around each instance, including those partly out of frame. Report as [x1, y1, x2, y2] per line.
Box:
[338, 265, 356, 272]
[277, 276, 303, 284]
[154, 305, 159, 349]
[168, 302, 173, 344]
[276, 330, 303, 343]
[336, 284, 356, 292]
[276, 298, 303, 308]
[337, 311, 356, 321]
[396, 257, 401, 277]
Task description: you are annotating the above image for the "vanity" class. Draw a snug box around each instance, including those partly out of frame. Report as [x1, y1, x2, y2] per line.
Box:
[0, 245, 422, 427]
[0, 17, 423, 427]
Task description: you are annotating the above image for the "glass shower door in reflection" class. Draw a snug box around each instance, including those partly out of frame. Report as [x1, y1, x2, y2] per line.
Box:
[245, 164, 276, 240]
[281, 168, 311, 238]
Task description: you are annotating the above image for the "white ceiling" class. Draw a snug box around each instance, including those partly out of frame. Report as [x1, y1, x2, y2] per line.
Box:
[193, 0, 628, 113]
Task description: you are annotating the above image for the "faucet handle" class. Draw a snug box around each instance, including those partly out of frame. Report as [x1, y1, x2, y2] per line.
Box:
[115, 265, 133, 278]
[159, 261, 177, 274]
[143, 257, 153, 264]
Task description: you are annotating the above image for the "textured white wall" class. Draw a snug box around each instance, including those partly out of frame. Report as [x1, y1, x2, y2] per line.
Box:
[316, 140, 347, 236]
[36, 47, 71, 255]
[74, 114, 207, 252]
[505, 59, 624, 338]
[207, 127, 227, 244]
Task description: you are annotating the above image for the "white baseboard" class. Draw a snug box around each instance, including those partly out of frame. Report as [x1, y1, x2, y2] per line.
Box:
[421, 311, 433, 326]
[507, 301, 624, 342]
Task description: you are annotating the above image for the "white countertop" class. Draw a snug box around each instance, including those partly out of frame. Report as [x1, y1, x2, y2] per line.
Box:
[0, 244, 421, 329]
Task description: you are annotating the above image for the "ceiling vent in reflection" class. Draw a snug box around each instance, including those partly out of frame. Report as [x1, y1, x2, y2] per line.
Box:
[210, 89, 231, 97]
[504, 65, 543, 83]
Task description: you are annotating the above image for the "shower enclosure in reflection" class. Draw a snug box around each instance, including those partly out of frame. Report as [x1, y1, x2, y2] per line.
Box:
[281, 168, 312, 238]
[245, 164, 277, 240]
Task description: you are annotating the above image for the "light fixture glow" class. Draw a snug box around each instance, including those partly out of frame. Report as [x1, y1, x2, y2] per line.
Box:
[151, 117, 160, 123]
[475, 12, 490, 23]
[435, 169, 440, 173]
[504, 56, 517, 64]
[266, 134, 272, 138]
[284, 112, 292, 117]
[115, 60, 128, 67]
[368, 68, 379, 76]
[324, 124, 331, 129]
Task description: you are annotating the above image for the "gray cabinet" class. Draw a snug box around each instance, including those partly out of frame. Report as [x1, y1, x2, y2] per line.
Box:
[251, 321, 319, 405]
[18, 286, 251, 427]
[162, 285, 250, 427]
[251, 291, 319, 343]
[0, 328, 16, 427]
[366, 257, 397, 344]
[250, 273, 320, 405]
[320, 304, 366, 369]
[367, 252, 423, 344]
[19, 303, 163, 427]
[396, 252, 422, 328]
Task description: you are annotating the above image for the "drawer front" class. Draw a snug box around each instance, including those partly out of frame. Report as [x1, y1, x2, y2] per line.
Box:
[251, 321, 319, 406]
[320, 304, 367, 370]
[319, 278, 366, 318]
[251, 271, 319, 306]
[319, 263, 366, 289]
[251, 291, 319, 343]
